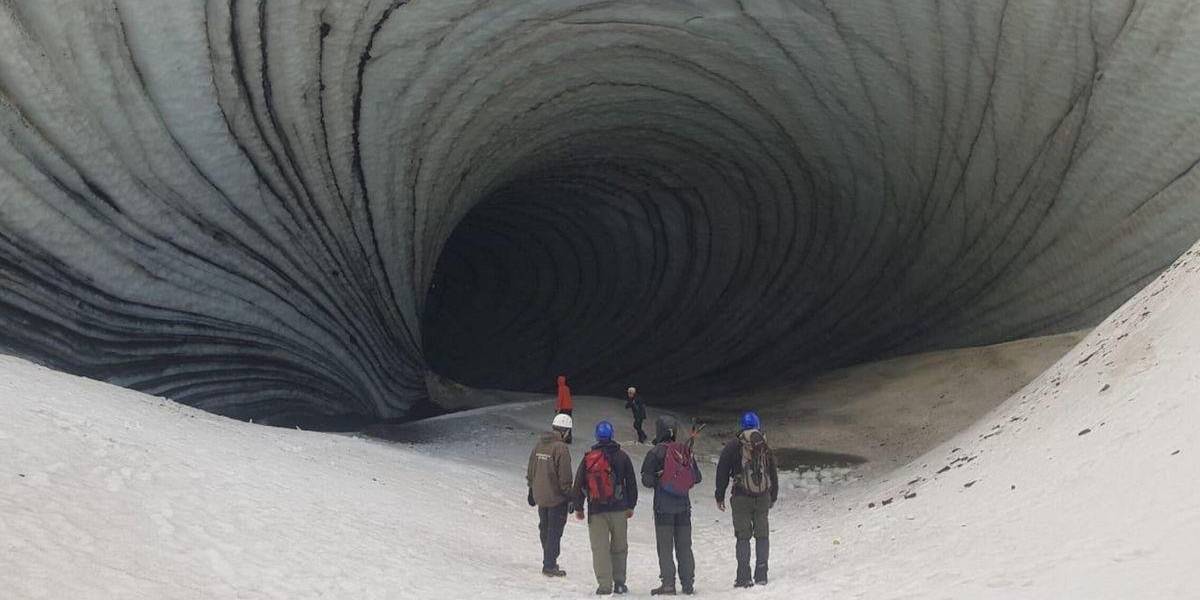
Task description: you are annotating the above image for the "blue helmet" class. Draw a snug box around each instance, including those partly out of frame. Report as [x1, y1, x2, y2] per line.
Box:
[595, 420, 615, 441]
[740, 411, 761, 431]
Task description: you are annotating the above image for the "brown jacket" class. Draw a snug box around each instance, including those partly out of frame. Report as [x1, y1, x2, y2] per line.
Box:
[527, 432, 574, 507]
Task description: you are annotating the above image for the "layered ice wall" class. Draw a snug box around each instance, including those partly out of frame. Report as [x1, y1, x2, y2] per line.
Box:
[0, 0, 1198, 422]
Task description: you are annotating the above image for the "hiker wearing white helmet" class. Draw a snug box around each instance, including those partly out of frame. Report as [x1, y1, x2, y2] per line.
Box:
[527, 413, 575, 577]
[624, 386, 648, 444]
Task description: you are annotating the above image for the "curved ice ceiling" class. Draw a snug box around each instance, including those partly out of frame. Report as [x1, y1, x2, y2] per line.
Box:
[1, 0, 1198, 423]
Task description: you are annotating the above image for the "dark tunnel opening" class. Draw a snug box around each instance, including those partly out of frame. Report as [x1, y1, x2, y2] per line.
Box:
[414, 23, 900, 404]
[420, 128, 903, 403]
[423, 160, 708, 398]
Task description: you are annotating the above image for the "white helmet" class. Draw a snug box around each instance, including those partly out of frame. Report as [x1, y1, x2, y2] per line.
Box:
[627, 386, 636, 395]
[552, 413, 573, 429]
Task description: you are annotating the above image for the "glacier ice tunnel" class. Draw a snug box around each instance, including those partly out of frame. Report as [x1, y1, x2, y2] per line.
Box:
[1, 0, 1199, 425]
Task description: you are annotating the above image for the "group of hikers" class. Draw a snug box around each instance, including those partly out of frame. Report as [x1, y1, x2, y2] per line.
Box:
[528, 377, 780, 595]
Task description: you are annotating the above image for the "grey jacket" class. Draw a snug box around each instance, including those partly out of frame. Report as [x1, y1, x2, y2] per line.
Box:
[640, 416, 703, 515]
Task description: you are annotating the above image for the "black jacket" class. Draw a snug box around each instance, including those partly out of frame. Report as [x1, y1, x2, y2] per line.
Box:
[573, 440, 638, 514]
[714, 430, 779, 504]
[640, 416, 703, 515]
[625, 396, 647, 420]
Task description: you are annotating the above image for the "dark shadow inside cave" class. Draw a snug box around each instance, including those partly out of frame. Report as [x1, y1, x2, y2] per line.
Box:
[422, 161, 675, 397]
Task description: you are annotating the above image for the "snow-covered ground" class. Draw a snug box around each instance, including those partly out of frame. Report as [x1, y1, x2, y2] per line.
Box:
[3, 242, 1199, 599]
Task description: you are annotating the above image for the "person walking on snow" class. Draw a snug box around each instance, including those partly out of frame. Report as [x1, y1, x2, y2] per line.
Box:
[556, 375, 574, 444]
[527, 413, 575, 577]
[573, 421, 639, 595]
[641, 415, 702, 595]
[556, 375, 574, 415]
[624, 386, 648, 444]
[714, 411, 779, 588]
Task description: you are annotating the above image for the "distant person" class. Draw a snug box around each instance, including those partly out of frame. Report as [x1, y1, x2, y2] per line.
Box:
[556, 375, 574, 415]
[527, 413, 575, 577]
[641, 415, 702, 595]
[573, 420, 639, 595]
[714, 411, 779, 588]
[624, 386, 648, 444]
[556, 375, 574, 443]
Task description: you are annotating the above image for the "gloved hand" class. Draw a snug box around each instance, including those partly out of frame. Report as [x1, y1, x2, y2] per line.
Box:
[566, 502, 575, 514]
[527, 489, 536, 507]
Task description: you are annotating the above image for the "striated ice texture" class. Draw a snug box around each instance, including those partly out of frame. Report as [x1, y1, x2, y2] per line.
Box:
[0, 0, 1198, 422]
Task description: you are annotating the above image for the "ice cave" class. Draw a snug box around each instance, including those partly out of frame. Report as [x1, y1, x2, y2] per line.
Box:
[2, 2, 1199, 598]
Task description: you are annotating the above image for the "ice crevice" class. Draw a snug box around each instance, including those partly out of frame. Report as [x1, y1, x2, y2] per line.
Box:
[0, 0, 1199, 423]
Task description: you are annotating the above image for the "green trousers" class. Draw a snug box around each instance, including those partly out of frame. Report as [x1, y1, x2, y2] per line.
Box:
[731, 494, 771, 582]
[588, 511, 629, 589]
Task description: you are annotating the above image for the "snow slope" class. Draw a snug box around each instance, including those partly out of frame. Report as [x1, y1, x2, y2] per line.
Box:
[790, 243, 1200, 599]
[2, 241, 1199, 599]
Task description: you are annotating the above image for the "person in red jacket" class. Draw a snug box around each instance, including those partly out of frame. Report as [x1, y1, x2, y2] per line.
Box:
[556, 375, 574, 443]
[556, 375, 574, 415]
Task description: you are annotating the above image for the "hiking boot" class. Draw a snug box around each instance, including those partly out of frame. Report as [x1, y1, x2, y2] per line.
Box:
[596, 586, 613, 595]
[734, 579, 755, 589]
[541, 567, 566, 577]
[614, 583, 629, 595]
[651, 584, 677, 595]
[681, 583, 695, 595]
[754, 575, 768, 586]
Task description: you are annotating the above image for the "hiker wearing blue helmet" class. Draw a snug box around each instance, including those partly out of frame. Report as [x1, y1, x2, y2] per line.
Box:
[715, 411, 779, 588]
[572, 420, 638, 595]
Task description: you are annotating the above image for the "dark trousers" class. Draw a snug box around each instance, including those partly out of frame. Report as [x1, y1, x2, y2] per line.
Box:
[633, 416, 647, 444]
[538, 503, 569, 570]
[731, 494, 771, 582]
[654, 511, 695, 587]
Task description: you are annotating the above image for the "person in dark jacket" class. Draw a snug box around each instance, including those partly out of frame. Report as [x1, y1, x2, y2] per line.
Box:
[624, 386, 648, 444]
[573, 421, 638, 595]
[714, 411, 779, 588]
[527, 413, 575, 577]
[641, 415, 702, 595]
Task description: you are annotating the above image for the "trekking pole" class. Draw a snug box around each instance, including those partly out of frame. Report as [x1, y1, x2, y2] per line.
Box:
[686, 421, 707, 450]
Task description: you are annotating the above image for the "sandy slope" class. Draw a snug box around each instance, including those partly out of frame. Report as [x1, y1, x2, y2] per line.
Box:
[2, 243, 1198, 599]
[695, 330, 1088, 471]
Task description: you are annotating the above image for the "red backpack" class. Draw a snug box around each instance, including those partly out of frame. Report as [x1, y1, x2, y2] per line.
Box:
[659, 441, 697, 496]
[584, 449, 616, 503]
